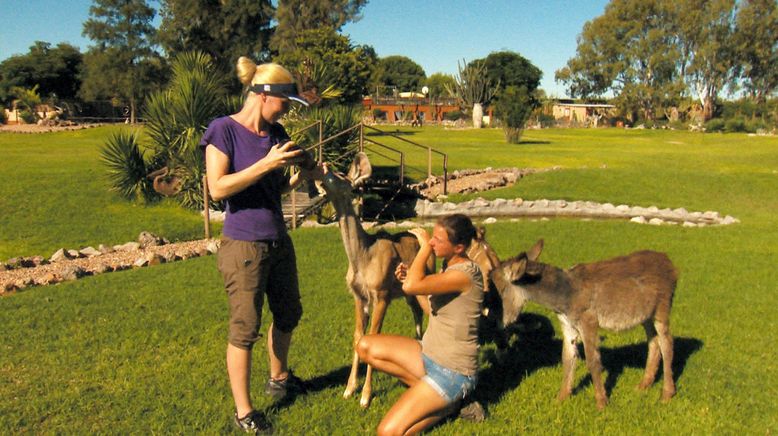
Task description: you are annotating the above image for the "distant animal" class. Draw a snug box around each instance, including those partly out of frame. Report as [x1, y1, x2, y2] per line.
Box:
[489, 239, 678, 409]
[318, 152, 428, 408]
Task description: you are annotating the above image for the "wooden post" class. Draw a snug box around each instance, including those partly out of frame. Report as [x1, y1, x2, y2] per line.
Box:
[359, 122, 364, 152]
[202, 175, 211, 239]
[291, 168, 297, 229]
[427, 147, 432, 178]
[443, 155, 448, 195]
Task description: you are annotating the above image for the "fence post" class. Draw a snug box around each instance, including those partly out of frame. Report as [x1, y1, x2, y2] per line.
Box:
[359, 122, 364, 152]
[202, 175, 211, 239]
[443, 155, 448, 195]
[291, 168, 297, 229]
[427, 147, 432, 178]
[318, 120, 323, 163]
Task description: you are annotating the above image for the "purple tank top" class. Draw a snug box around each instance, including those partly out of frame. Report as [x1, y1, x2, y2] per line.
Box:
[200, 116, 290, 241]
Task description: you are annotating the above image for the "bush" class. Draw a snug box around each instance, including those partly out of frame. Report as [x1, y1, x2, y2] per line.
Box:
[536, 113, 556, 128]
[705, 118, 726, 132]
[493, 85, 536, 143]
[19, 110, 37, 124]
[667, 120, 687, 130]
[0, 109, 6, 125]
[443, 110, 463, 121]
[724, 118, 747, 133]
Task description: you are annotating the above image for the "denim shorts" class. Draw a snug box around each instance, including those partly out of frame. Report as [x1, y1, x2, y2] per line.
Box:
[421, 354, 477, 404]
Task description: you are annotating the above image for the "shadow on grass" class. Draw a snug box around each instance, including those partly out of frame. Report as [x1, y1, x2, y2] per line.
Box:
[365, 129, 420, 137]
[264, 365, 352, 413]
[475, 314, 703, 410]
[517, 140, 551, 145]
[573, 336, 703, 398]
[475, 313, 562, 407]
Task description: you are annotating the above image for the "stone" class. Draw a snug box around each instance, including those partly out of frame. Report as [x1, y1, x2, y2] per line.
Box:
[59, 265, 86, 281]
[50, 248, 71, 262]
[483, 217, 497, 224]
[722, 215, 739, 225]
[35, 273, 58, 286]
[138, 231, 166, 248]
[79, 246, 102, 257]
[134, 257, 149, 268]
[146, 253, 164, 266]
[114, 242, 141, 252]
[92, 264, 110, 275]
[66, 249, 81, 258]
[15, 278, 34, 289]
[98, 244, 115, 254]
[206, 240, 220, 254]
[630, 216, 647, 224]
[682, 221, 697, 227]
[648, 218, 664, 225]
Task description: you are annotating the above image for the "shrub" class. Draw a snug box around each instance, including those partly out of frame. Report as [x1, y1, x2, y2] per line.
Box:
[443, 110, 463, 121]
[705, 118, 726, 132]
[19, 110, 37, 124]
[0, 108, 6, 125]
[536, 113, 556, 128]
[493, 85, 535, 143]
[724, 118, 747, 133]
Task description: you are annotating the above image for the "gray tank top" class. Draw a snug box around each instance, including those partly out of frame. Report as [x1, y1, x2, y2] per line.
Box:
[421, 260, 484, 376]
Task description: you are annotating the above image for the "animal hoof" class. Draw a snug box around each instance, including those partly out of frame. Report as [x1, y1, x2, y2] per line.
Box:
[661, 388, 676, 402]
[557, 391, 571, 402]
[343, 388, 355, 399]
[360, 396, 371, 408]
[637, 381, 651, 391]
[596, 397, 608, 410]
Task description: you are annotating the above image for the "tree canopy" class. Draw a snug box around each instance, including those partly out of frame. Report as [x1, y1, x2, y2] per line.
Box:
[273, 27, 377, 104]
[270, 0, 367, 54]
[81, 0, 164, 123]
[0, 42, 82, 106]
[157, 0, 274, 71]
[377, 56, 426, 94]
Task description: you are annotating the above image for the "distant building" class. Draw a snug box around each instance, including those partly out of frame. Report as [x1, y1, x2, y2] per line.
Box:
[362, 95, 461, 123]
[552, 100, 616, 126]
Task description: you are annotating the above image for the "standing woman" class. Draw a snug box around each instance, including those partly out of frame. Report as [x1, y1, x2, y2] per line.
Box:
[201, 57, 322, 433]
[357, 214, 483, 435]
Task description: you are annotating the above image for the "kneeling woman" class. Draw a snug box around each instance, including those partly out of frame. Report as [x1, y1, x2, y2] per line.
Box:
[357, 214, 483, 435]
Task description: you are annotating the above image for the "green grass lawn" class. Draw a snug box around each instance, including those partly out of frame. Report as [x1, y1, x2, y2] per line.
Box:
[1, 126, 777, 433]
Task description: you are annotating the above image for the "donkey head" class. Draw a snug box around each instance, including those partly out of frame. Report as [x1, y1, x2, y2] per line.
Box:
[319, 152, 372, 217]
[488, 239, 544, 329]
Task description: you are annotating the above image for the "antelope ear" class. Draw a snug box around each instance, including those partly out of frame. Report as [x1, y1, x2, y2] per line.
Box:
[505, 257, 527, 282]
[475, 226, 486, 241]
[527, 239, 544, 261]
[525, 261, 543, 277]
[347, 152, 372, 187]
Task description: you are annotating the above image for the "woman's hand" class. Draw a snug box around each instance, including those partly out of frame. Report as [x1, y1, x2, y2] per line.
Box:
[408, 228, 431, 246]
[264, 140, 305, 170]
[394, 263, 408, 282]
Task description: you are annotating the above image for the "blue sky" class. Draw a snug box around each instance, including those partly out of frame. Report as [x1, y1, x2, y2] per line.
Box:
[0, 0, 609, 97]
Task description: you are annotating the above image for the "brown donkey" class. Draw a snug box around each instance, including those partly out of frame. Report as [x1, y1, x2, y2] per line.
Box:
[318, 152, 427, 408]
[489, 240, 677, 409]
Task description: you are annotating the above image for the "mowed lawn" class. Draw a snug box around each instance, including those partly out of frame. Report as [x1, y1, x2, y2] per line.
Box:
[1, 126, 777, 434]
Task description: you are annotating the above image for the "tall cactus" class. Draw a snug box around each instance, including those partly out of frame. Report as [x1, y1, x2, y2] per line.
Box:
[445, 59, 498, 128]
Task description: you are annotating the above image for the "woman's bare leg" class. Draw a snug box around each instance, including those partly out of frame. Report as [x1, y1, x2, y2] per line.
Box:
[357, 334, 425, 386]
[377, 381, 453, 436]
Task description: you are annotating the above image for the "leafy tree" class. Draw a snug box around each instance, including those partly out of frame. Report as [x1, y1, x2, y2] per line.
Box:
[270, 0, 367, 54]
[377, 56, 426, 93]
[10, 85, 43, 123]
[733, 0, 778, 102]
[672, 0, 738, 121]
[81, 0, 163, 123]
[425, 73, 455, 99]
[274, 27, 377, 103]
[157, 0, 274, 73]
[0, 42, 82, 106]
[477, 51, 542, 98]
[555, 0, 683, 122]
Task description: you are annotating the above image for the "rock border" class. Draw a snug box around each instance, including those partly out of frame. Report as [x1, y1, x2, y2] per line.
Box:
[1, 232, 220, 295]
[414, 198, 739, 226]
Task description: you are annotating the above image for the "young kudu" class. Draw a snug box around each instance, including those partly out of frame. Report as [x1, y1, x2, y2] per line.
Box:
[489, 240, 678, 409]
[318, 152, 427, 408]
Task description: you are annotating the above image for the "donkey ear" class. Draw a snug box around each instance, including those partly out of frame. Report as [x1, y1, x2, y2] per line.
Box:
[527, 239, 544, 261]
[347, 152, 372, 187]
[505, 257, 527, 282]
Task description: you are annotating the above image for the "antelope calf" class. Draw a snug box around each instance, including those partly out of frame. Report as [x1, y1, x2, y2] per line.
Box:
[318, 152, 427, 408]
[489, 240, 678, 409]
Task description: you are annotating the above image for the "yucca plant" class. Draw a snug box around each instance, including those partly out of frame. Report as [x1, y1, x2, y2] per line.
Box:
[100, 130, 154, 200]
[102, 51, 232, 210]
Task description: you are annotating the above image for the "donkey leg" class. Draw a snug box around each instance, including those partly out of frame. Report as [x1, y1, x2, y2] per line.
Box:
[580, 316, 607, 409]
[344, 295, 368, 399]
[360, 295, 391, 408]
[557, 315, 579, 402]
[655, 319, 676, 401]
[639, 320, 661, 390]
